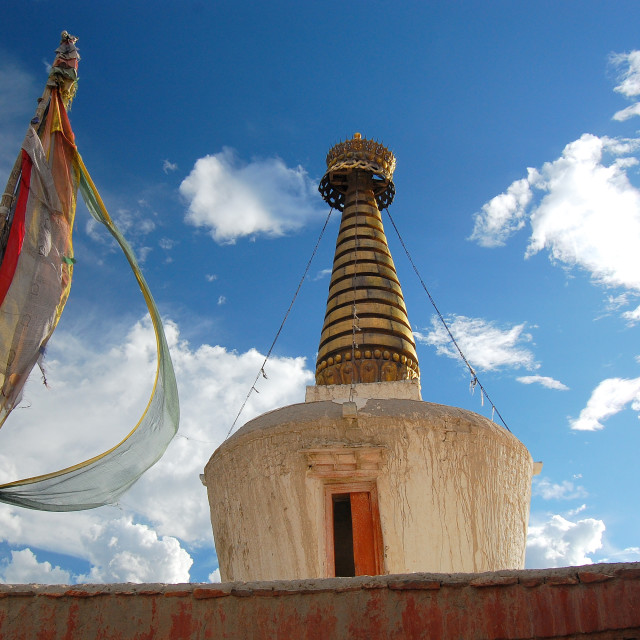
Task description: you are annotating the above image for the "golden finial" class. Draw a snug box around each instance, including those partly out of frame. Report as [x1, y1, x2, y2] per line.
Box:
[318, 133, 396, 211]
[315, 135, 419, 386]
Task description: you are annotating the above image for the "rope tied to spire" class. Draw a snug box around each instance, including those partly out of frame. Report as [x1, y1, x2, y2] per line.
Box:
[383, 206, 512, 433]
[224, 207, 334, 440]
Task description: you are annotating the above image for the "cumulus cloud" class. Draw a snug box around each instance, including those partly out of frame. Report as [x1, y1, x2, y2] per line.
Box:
[612, 51, 640, 97]
[76, 517, 192, 583]
[180, 148, 324, 244]
[0, 549, 71, 585]
[532, 477, 588, 500]
[526, 514, 605, 568]
[472, 134, 640, 297]
[611, 51, 640, 121]
[570, 376, 640, 431]
[471, 54, 640, 319]
[516, 375, 569, 390]
[613, 103, 640, 122]
[0, 510, 192, 584]
[525, 136, 640, 287]
[0, 315, 314, 581]
[469, 172, 536, 247]
[124, 323, 312, 543]
[415, 315, 538, 372]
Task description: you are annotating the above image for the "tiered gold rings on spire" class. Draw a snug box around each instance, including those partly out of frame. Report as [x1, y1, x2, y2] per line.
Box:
[319, 133, 396, 211]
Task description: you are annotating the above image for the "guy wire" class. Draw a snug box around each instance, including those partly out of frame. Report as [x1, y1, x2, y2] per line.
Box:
[384, 207, 511, 433]
[224, 207, 334, 440]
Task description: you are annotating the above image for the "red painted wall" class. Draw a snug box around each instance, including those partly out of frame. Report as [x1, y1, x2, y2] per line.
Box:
[0, 562, 638, 639]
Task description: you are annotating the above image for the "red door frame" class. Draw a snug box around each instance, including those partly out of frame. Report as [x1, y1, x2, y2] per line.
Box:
[324, 481, 384, 577]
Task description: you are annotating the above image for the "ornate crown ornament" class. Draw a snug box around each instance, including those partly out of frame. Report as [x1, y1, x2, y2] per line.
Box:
[318, 133, 396, 211]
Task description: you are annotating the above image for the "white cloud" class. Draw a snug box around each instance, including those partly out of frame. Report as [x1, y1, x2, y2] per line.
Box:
[570, 376, 640, 431]
[566, 504, 587, 518]
[471, 134, 640, 298]
[600, 547, 640, 562]
[0, 314, 314, 581]
[622, 305, 640, 325]
[209, 568, 221, 583]
[217, 295, 226, 305]
[124, 331, 312, 543]
[526, 514, 605, 568]
[469, 172, 536, 247]
[205, 274, 218, 282]
[525, 136, 640, 286]
[76, 517, 192, 583]
[313, 268, 332, 281]
[516, 375, 569, 390]
[0, 510, 192, 584]
[532, 477, 588, 500]
[137, 246, 153, 263]
[85, 205, 157, 261]
[163, 159, 178, 174]
[180, 148, 323, 244]
[415, 315, 538, 372]
[0, 549, 71, 585]
[613, 103, 640, 122]
[605, 293, 632, 312]
[612, 51, 640, 98]
[611, 51, 640, 120]
[115, 209, 157, 236]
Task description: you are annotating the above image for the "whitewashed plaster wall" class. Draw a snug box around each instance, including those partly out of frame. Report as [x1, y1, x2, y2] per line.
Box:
[204, 387, 534, 582]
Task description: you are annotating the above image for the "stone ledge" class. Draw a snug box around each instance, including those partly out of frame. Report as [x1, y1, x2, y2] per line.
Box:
[0, 563, 638, 640]
[1, 562, 637, 597]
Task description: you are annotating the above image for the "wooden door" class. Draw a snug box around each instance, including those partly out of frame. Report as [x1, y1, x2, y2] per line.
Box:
[350, 491, 377, 576]
[325, 483, 383, 577]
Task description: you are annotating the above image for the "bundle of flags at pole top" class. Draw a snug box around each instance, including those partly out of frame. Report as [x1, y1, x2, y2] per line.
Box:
[0, 33, 179, 511]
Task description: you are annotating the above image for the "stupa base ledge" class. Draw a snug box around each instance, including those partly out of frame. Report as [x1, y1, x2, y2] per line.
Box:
[305, 379, 422, 405]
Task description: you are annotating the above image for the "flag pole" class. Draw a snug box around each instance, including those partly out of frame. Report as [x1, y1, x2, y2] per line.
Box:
[0, 31, 79, 239]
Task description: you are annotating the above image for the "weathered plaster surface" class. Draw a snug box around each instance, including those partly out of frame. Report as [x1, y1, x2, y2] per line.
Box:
[305, 380, 422, 404]
[0, 563, 638, 640]
[205, 397, 533, 582]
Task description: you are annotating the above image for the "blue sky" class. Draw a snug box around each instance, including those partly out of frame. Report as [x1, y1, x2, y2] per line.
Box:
[0, 1, 639, 583]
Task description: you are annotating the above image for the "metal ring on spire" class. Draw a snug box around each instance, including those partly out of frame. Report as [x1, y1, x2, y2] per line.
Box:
[318, 133, 396, 211]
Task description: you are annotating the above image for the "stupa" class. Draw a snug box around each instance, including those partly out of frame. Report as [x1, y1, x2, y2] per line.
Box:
[203, 134, 538, 582]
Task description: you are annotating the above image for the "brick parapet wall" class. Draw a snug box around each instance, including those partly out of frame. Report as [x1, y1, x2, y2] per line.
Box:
[0, 562, 638, 639]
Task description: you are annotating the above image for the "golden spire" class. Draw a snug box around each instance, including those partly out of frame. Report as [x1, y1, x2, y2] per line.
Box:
[315, 133, 419, 385]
